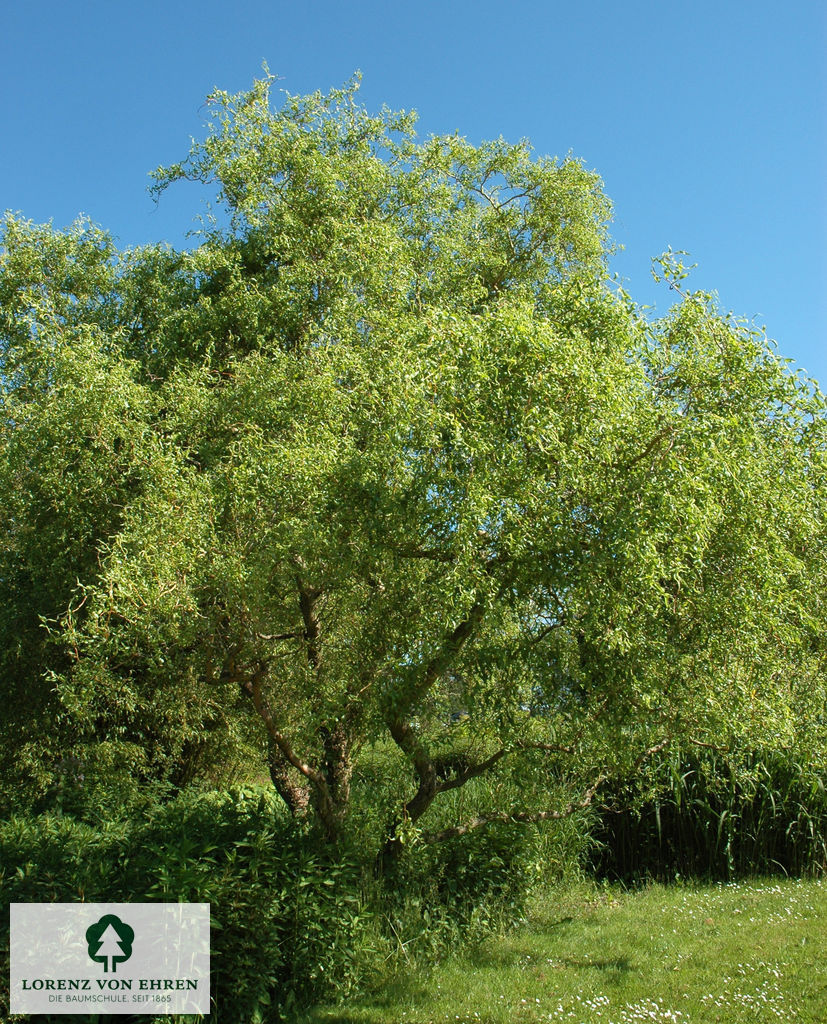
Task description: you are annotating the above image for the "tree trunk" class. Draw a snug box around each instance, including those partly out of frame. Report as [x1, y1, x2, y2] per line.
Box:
[267, 736, 311, 817]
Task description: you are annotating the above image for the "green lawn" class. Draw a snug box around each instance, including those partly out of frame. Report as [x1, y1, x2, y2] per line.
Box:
[299, 877, 826, 1024]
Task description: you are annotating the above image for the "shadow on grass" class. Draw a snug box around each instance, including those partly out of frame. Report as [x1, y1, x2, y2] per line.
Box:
[297, 975, 434, 1024]
[558, 956, 632, 973]
[297, 950, 635, 1023]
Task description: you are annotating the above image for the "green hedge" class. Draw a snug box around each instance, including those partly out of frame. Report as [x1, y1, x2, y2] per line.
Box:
[0, 788, 371, 1023]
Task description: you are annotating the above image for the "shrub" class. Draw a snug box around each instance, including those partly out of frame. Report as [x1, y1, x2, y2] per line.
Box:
[0, 788, 374, 1023]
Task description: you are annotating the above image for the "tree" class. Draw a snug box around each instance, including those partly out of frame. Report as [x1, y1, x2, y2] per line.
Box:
[1, 73, 825, 858]
[86, 915, 134, 973]
[93, 924, 127, 973]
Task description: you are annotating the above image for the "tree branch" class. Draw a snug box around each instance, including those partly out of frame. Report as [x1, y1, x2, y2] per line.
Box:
[242, 664, 327, 789]
[617, 424, 675, 474]
[295, 574, 322, 673]
[256, 630, 303, 642]
[435, 746, 510, 793]
[688, 736, 726, 752]
[421, 775, 607, 843]
[385, 598, 488, 819]
[631, 736, 672, 770]
[393, 544, 456, 563]
[416, 598, 486, 707]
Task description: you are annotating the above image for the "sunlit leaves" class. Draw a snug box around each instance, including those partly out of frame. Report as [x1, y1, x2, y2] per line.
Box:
[1, 73, 824, 830]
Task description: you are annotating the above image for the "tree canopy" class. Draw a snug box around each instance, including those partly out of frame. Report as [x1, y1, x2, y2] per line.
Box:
[1, 73, 824, 854]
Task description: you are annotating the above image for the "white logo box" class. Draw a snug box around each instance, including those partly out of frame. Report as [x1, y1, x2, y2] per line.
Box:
[10, 903, 210, 1015]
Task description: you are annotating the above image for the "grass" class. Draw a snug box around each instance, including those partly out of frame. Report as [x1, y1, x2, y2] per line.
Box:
[297, 877, 827, 1024]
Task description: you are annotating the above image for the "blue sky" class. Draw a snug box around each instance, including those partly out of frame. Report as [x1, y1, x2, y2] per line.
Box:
[2, 1, 824, 384]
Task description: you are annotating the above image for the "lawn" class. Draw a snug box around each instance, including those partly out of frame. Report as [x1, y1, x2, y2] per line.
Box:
[299, 877, 826, 1024]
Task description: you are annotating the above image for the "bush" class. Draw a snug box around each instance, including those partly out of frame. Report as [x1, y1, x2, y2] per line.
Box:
[372, 767, 598, 968]
[0, 788, 374, 1023]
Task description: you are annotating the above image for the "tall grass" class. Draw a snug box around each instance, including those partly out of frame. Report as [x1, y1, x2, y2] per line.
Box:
[591, 748, 827, 882]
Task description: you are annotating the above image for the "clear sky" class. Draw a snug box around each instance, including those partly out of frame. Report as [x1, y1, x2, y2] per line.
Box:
[2, 1, 824, 385]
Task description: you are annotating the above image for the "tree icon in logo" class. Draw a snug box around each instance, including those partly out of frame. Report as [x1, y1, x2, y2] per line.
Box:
[86, 914, 134, 973]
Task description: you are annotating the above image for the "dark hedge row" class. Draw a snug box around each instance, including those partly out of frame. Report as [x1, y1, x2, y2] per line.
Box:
[591, 750, 827, 883]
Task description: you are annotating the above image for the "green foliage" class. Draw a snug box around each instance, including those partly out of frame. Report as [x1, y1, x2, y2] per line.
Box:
[0, 790, 373, 1022]
[1, 70, 825, 856]
[0, 785, 584, 1022]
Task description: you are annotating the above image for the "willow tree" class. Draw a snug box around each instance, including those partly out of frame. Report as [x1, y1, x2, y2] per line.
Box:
[1, 73, 824, 852]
